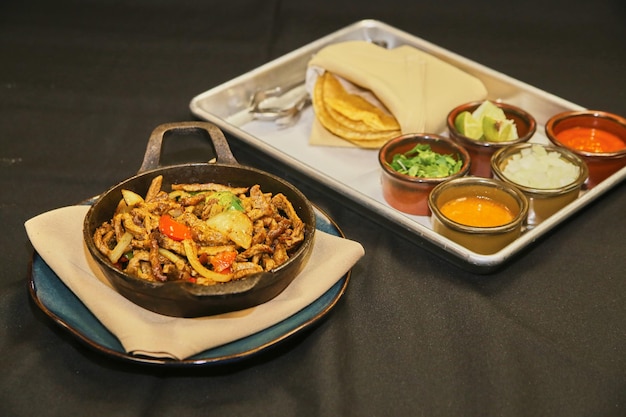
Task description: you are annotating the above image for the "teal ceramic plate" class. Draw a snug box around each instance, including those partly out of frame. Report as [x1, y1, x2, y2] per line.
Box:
[28, 205, 349, 367]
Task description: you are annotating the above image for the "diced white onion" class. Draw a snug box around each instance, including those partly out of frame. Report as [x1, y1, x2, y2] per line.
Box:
[502, 144, 580, 189]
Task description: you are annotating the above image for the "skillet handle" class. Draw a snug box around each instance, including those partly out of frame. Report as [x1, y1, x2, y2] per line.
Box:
[138, 121, 238, 173]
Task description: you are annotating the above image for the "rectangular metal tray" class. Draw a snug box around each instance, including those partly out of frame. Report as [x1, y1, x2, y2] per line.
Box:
[190, 19, 626, 273]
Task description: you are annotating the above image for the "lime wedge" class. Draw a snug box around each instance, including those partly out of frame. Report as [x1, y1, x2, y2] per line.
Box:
[501, 119, 519, 140]
[483, 117, 518, 142]
[454, 111, 483, 140]
[472, 100, 506, 122]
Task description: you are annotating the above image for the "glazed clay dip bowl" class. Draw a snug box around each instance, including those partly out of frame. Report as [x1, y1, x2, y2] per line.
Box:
[378, 133, 470, 216]
[428, 177, 529, 255]
[545, 110, 626, 188]
[447, 100, 537, 178]
[491, 143, 588, 228]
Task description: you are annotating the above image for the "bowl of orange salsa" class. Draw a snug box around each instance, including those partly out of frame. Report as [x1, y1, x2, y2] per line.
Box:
[428, 177, 528, 254]
[545, 110, 626, 188]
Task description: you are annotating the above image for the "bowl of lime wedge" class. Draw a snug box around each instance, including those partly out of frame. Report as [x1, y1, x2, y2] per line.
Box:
[447, 100, 536, 178]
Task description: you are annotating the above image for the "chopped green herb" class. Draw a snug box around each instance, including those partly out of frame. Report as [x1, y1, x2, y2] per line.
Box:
[387, 143, 462, 178]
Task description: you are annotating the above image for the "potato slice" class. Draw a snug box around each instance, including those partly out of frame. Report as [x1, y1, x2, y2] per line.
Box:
[205, 210, 253, 249]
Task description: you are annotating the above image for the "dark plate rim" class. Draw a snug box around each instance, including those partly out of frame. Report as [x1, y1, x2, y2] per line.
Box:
[28, 203, 350, 367]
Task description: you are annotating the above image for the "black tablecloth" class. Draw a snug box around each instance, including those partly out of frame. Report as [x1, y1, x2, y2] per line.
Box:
[2, 1, 625, 416]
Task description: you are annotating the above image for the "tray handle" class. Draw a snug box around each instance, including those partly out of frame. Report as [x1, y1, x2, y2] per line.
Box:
[139, 121, 238, 173]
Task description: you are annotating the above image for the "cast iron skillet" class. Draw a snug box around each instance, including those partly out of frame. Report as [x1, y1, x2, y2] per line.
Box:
[83, 122, 316, 318]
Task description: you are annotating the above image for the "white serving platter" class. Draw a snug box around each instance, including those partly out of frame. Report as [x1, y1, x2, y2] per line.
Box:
[190, 19, 626, 273]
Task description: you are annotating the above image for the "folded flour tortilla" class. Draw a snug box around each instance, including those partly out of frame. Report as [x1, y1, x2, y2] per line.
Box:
[305, 41, 488, 147]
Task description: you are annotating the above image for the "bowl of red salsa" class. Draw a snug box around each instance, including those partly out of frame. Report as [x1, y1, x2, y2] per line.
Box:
[545, 110, 626, 188]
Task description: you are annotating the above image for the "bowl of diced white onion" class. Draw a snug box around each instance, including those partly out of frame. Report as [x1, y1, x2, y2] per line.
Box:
[491, 143, 588, 228]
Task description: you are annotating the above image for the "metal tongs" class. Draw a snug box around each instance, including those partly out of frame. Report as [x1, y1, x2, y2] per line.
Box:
[248, 81, 310, 128]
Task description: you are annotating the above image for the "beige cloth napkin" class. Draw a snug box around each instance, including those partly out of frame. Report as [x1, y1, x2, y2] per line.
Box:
[25, 205, 364, 360]
[305, 40, 488, 147]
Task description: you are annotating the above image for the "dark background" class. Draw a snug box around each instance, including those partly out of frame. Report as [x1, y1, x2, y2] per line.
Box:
[1, 1, 625, 416]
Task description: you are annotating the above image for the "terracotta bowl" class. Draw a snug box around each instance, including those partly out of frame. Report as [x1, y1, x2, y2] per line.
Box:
[378, 134, 470, 216]
[428, 177, 529, 255]
[491, 143, 588, 228]
[446, 100, 537, 178]
[545, 110, 626, 188]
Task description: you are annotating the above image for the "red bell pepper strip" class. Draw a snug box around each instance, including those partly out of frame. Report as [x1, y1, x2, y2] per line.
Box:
[159, 214, 192, 241]
[210, 250, 238, 273]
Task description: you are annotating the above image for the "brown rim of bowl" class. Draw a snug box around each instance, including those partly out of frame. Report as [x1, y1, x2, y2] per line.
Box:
[545, 110, 626, 158]
[446, 100, 537, 148]
[490, 143, 589, 197]
[428, 177, 529, 234]
[379, 133, 471, 183]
